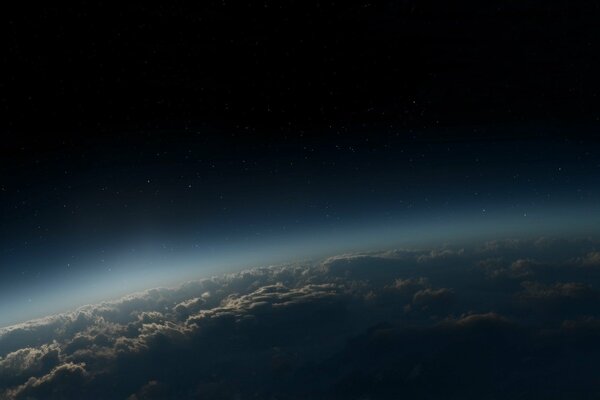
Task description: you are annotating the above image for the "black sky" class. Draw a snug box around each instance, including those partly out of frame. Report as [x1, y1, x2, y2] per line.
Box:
[3, 2, 600, 133]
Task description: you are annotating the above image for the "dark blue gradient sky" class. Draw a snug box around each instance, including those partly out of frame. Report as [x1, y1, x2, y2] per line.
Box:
[1, 125, 600, 326]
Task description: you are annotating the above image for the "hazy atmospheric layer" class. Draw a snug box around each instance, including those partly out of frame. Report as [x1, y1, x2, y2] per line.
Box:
[1, 203, 598, 328]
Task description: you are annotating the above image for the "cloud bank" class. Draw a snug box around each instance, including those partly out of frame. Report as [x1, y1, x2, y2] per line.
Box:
[2, 237, 600, 399]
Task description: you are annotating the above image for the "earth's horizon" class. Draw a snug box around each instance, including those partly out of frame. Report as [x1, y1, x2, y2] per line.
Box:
[2, 235, 600, 399]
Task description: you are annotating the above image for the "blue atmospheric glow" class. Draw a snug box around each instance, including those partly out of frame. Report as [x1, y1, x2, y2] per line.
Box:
[0, 201, 598, 328]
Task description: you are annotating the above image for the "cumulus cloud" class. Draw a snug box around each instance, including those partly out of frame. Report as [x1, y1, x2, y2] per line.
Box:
[580, 251, 600, 267]
[408, 287, 455, 315]
[6, 363, 88, 400]
[1, 238, 600, 399]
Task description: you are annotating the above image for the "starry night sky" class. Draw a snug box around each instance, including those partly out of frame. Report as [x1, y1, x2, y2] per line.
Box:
[2, 1, 600, 324]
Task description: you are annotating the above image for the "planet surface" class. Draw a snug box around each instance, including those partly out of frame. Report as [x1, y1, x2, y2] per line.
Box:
[2, 236, 600, 399]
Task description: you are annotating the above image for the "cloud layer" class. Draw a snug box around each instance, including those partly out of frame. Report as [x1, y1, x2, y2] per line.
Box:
[2, 237, 600, 399]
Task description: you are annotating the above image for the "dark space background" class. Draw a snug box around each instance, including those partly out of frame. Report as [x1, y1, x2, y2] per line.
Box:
[3, 1, 600, 132]
[2, 2, 600, 399]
